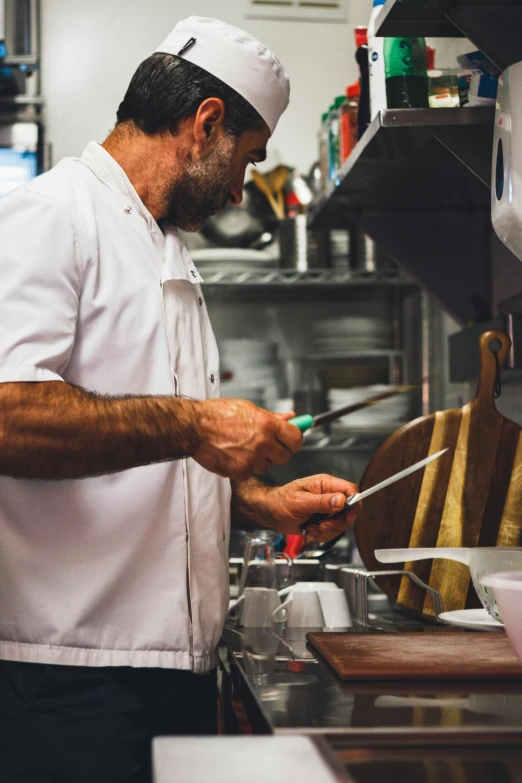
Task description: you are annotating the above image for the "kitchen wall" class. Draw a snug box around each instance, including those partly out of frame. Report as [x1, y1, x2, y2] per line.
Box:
[41, 0, 359, 174]
[40, 0, 470, 174]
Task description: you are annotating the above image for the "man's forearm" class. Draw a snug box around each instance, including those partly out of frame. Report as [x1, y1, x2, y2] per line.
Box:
[0, 381, 200, 480]
[230, 478, 277, 530]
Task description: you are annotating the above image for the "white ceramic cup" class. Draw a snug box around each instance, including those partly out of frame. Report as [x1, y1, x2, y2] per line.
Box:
[239, 588, 281, 628]
[278, 581, 339, 598]
[272, 589, 324, 628]
[318, 589, 352, 628]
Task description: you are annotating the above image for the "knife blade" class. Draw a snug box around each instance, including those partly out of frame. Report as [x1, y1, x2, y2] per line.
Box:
[288, 386, 416, 433]
[300, 448, 449, 533]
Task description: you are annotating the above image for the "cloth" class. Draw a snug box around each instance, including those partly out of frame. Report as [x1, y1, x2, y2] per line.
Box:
[0, 660, 217, 783]
[0, 141, 231, 671]
[155, 16, 290, 134]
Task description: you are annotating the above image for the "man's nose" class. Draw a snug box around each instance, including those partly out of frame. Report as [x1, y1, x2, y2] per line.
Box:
[228, 183, 243, 206]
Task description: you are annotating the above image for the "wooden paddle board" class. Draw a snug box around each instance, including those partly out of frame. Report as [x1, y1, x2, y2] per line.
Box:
[354, 329, 522, 616]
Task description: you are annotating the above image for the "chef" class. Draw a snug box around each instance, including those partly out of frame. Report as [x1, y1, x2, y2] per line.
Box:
[0, 16, 358, 782]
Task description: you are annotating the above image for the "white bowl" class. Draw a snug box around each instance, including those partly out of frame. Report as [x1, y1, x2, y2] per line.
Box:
[480, 572, 522, 663]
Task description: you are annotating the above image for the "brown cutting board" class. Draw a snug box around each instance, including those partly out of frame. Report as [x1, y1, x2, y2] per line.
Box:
[354, 329, 522, 616]
[307, 632, 522, 681]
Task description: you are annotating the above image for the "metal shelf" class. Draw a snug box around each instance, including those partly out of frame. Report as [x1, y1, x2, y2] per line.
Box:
[308, 107, 494, 229]
[0, 95, 44, 106]
[376, 0, 522, 72]
[307, 107, 495, 325]
[307, 350, 403, 362]
[201, 268, 411, 287]
[302, 428, 401, 450]
[2, 55, 39, 67]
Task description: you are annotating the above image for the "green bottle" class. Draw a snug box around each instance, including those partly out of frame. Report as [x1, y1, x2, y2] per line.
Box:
[384, 37, 429, 109]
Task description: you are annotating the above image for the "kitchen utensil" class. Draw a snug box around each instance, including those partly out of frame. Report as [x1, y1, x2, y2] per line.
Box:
[354, 329, 522, 617]
[278, 216, 308, 271]
[289, 385, 415, 433]
[272, 590, 324, 628]
[237, 531, 293, 599]
[233, 588, 281, 628]
[481, 572, 522, 664]
[306, 631, 522, 681]
[267, 164, 289, 217]
[438, 608, 504, 631]
[251, 169, 285, 221]
[299, 448, 448, 533]
[375, 546, 522, 622]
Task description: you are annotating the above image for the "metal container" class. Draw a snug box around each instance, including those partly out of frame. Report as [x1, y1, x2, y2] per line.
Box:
[351, 231, 396, 272]
[278, 217, 331, 270]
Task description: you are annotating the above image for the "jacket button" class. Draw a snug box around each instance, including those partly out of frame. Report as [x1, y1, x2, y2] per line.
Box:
[124, 206, 132, 214]
[210, 374, 215, 384]
[199, 297, 203, 306]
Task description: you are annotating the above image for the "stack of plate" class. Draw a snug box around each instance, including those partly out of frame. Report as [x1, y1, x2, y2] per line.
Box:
[328, 386, 410, 433]
[191, 247, 276, 274]
[312, 316, 391, 354]
[219, 339, 279, 409]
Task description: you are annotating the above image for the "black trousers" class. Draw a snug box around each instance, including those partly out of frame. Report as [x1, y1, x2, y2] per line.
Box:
[0, 660, 218, 783]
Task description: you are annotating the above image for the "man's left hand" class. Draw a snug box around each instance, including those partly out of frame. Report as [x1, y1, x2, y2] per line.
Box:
[261, 474, 359, 544]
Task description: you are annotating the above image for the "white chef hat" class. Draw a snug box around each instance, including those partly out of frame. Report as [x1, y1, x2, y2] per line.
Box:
[154, 16, 290, 135]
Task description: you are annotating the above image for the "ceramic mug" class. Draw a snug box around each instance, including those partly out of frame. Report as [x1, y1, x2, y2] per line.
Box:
[278, 581, 339, 598]
[318, 588, 352, 628]
[272, 589, 324, 628]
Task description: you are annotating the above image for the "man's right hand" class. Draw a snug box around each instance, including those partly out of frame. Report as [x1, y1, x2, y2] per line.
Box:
[192, 398, 303, 480]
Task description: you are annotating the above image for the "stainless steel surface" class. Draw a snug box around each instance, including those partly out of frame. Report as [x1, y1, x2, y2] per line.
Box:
[308, 108, 494, 325]
[220, 617, 522, 741]
[347, 448, 448, 506]
[376, 0, 522, 72]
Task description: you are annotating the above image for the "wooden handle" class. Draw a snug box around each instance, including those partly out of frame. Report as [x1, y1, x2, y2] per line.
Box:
[474, 329, 512, 408]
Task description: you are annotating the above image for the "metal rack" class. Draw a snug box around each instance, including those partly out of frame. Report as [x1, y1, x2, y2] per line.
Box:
[201, 268, 412, 287]
[341, 567, 444, 627]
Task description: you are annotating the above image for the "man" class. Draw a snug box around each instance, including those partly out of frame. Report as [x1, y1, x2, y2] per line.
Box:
[0, 16, 357, 782]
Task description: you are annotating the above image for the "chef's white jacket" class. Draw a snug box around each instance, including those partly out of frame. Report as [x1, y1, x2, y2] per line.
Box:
[0, 141, 231, 672]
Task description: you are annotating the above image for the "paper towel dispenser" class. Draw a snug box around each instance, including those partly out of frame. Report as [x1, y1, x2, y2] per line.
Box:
[492, 61, 522, 263]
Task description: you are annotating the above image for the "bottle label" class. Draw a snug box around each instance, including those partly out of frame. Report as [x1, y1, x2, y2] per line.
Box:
[384, 38, 427, 79]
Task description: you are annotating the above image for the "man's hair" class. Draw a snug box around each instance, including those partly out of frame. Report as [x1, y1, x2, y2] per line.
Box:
[116, 53, 264, 138]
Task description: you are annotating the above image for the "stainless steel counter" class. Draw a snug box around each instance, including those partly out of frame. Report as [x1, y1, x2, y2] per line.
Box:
[219, 617, 522, 745]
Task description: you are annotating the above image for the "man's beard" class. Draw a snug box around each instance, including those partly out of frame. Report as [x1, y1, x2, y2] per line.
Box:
[164, 135, 236, 232]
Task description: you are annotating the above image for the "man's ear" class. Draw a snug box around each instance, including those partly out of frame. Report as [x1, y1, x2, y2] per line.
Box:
[193, 97, 226, 152]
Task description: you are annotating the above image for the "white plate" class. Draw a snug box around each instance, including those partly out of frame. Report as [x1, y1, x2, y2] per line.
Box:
[438, 608, 504, 632]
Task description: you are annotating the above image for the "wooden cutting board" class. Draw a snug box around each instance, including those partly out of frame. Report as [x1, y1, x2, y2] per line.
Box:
[307, 632, 522, 681]
[354, 329, 522, 616]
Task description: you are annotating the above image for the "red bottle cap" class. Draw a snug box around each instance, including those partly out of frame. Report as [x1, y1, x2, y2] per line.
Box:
[354, 26, 368, 48]
[347, 82, 361, 99]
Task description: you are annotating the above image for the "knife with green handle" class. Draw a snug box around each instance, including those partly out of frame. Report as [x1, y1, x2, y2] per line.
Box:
[288, 386, 415, 433]
[299, 448, 449, 533]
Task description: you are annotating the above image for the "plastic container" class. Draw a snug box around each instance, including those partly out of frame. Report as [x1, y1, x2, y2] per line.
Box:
[355, 27, 370, 139]
[368, 0, 386, 120]
[384, 37, 429, 109]
[318, 112, 330, 192]
[328, 96, 345, 180]
[340, 83, 361, 163]
[428, 68, 460, 108]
